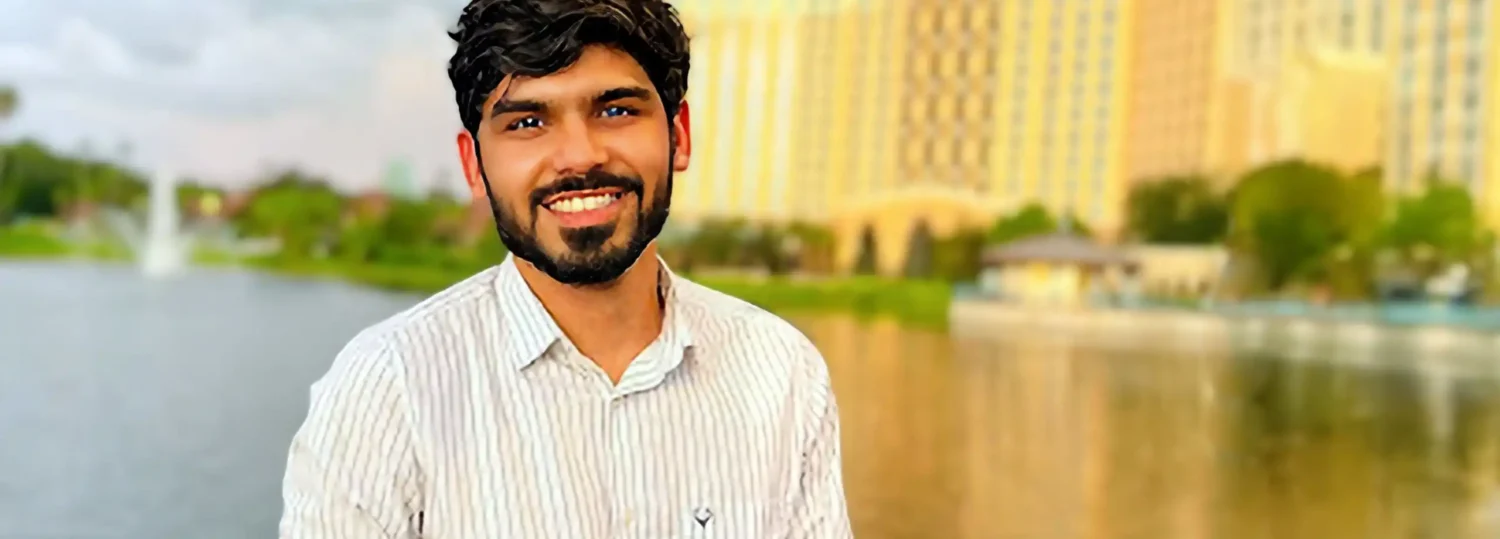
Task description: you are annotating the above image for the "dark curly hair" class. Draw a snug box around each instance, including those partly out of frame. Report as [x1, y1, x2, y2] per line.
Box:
[446, 0, 692, 135]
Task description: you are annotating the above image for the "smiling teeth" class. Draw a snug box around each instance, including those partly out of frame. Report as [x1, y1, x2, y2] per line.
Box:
[550, 194, 618, 213]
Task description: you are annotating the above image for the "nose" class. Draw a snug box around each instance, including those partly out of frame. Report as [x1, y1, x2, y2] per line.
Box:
[549, 116, 608, 176]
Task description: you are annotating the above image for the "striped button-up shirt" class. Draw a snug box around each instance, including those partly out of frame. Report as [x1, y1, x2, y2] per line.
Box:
[279, 255, 852, 538]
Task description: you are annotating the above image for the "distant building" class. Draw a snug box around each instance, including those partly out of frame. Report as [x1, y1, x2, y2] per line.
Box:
[1158, 0, 1500, 227]
[674, 4, 804, 225]
[671, 0, 1500, 278]
[458, 199, 493, 247]
[381, 159, 419, 200]
[346, 191, 393, 223]
[1123, 245, 1230, 300]
[1126, 0, 1243, 186]
[978, 233, 1138, 307]
[1385, 0, 1500, 228]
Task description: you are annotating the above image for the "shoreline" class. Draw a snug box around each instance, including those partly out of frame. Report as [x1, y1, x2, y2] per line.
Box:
[950, 298, 1500, 355]
[244, 257, 954, 330]
[0, 240, 954, 329]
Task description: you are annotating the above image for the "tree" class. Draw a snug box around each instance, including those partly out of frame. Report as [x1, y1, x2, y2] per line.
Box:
[683, 218, 750, 269]
[1060, 213, 1095, 239]
[747, 223, 792, 275]
[0, 85, 19, 216]
[987, 203, 1056, 244]
[785, 221, 836, 273]
[0, 141, 147, 222]
[235, 170, 345, 258]
[1125, 175, 1229, 244]
[1382, 178, 1482, 277]
[1321, 166, 1387, 298]
[0, 86, 16, 122]
[932, 228, 986, 282]
[1229, 160, 1361, 292]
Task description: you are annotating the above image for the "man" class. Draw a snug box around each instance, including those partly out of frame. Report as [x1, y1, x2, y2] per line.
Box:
[277, 0, 852, 537]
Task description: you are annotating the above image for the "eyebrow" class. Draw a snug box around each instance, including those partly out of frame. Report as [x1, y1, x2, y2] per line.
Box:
[490, 86, 655, 119]
[595, 86, 653, 103]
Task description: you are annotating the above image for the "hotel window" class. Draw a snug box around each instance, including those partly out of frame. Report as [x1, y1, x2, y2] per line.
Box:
[965, 50, 987, 75]
[964, 94, 986, 118]
[1340, 1, 1356, 48]
[969, 4, 991, 31]
[941, 5, 962, 31]
[1394, 139, 1411, 186]
[1434, 42, 1448, 85]
[914, 8, 936, 34]
[1402, 28, 1416, 53]
[940, 50, 961, 78]
[1471, 6, 1486, 46]
[1430, 121, 1444, 156]
[961, 140, 982, 167]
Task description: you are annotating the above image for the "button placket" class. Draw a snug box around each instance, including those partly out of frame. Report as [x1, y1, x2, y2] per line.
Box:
[607, 390, 631, 534]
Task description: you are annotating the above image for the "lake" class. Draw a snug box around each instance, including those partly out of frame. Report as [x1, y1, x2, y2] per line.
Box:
[3, 261, 1499, 539]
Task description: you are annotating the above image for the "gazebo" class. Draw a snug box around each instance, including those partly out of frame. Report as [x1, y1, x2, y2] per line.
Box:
[978, 233, 1138, 307]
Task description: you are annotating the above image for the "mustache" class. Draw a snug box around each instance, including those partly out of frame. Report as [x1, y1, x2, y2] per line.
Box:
[529, 169, 645, 208]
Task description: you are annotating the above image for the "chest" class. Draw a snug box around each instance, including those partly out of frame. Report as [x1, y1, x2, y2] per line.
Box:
[416, 363, 802, 539]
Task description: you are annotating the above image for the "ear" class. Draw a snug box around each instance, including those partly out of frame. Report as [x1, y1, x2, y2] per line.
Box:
[671, 100, 691, 173]
[456, 130, 487, 201]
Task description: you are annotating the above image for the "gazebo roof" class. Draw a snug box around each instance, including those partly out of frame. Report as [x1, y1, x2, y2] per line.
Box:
[981, 233, 1135, 266]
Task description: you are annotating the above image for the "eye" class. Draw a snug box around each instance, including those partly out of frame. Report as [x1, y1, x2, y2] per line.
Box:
[506, 116, 543, 131]
[601, 105, 638, 118]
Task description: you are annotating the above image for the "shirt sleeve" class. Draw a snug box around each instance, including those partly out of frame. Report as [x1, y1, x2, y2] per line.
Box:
[279, 334, 424, 539]
[788, 343, 854, 538]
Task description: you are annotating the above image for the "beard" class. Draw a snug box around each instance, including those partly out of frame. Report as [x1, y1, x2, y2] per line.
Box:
[484, 167, 672, 286]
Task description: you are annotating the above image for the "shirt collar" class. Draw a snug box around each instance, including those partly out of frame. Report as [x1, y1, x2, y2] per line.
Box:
[492, 254, 696, 372]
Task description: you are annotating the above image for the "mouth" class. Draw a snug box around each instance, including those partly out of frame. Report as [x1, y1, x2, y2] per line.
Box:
[541, 187, 629, 228]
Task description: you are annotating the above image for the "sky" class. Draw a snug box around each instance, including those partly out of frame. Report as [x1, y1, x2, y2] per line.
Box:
[0, 0, 472, 194]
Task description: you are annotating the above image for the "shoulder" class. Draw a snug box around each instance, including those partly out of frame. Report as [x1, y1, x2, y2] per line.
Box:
[670, 278, 839, 442]
[330, 266, 502, 377]
[671, 276, 829, 382]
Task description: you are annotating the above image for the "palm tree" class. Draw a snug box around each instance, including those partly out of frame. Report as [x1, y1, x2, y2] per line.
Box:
[0, 85, 17, 178]
[0, 86, 16, 122]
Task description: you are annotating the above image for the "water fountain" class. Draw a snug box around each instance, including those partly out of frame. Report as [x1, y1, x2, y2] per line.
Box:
[102, 169, 191, 278]
[139, 169, 188, 277]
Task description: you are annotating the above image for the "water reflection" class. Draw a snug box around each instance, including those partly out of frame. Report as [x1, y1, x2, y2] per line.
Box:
[793, 316, 1500, 539]
[4, 262, 1499, 538]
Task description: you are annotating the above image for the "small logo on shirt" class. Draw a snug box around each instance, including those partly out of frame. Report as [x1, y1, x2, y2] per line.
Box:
[693, 507, 713, 527]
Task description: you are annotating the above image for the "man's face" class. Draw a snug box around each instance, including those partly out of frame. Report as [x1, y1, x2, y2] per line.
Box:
[457, 45, 691, 285]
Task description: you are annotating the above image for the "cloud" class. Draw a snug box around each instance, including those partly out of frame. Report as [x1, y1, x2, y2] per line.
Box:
[0, 0, 471, 192]
[1, 1, 458, 116]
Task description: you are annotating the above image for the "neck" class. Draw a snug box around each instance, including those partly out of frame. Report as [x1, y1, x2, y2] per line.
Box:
[515, 244, 665, 380]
